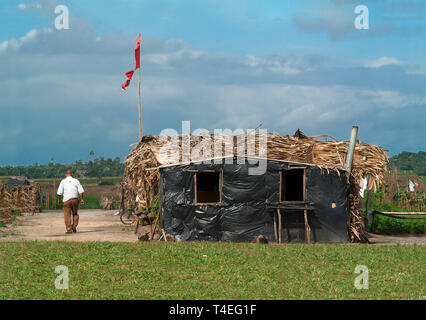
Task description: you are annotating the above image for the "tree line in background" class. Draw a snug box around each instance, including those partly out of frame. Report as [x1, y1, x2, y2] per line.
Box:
[388, 151, 426, 176]
[0, 151, 424, 179]
[0, 157, 124, 179]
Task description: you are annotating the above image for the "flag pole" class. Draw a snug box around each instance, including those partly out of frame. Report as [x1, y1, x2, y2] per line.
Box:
[138, 63, 142, 140]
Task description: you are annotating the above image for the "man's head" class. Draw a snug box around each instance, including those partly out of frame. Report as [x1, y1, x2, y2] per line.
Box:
[65, 170, 73, 177]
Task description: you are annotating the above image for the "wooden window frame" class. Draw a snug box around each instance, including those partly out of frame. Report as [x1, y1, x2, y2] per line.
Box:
[194, 170, 223, 205]
[279, 167, 306, 202]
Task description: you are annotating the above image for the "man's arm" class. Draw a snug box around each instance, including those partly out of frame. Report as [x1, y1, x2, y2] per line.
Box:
[77, 180, 85, 205]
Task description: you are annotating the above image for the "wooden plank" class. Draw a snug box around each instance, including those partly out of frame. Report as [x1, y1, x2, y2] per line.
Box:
[373, 213, 426, 220]
[266, 205, 315, 211]
[277, 200, 310, 205]
[378, 212, 426, 215]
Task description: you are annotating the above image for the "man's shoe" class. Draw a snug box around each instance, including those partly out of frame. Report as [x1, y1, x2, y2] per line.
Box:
[72, 228, 77, 233]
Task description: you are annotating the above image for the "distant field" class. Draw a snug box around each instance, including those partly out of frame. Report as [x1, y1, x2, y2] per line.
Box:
[0, 176, 122, 185]
[0, 242, 424, 300]
[35, 177, 122, 185]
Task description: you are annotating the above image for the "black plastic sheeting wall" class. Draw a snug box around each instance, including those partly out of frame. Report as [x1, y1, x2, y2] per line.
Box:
[7, 178, 30, 190]
[159, 158, 349, 243]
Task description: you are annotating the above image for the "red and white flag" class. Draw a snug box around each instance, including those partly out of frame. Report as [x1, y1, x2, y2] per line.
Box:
[121, 34, 141, 90]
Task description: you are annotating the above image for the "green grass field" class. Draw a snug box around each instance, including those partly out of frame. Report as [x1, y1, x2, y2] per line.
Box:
[0, 242, 424, 300]
[41, 194, 103, 210]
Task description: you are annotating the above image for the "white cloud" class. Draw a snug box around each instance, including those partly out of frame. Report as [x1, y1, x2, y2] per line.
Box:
[364, 57, 400, 68]
[361, 90, 426, 108]
[0, 28, 52, 53]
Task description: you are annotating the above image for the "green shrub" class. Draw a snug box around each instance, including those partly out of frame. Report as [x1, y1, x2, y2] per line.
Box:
[81, 194, 101, 209]
[370, 214, 426, 234]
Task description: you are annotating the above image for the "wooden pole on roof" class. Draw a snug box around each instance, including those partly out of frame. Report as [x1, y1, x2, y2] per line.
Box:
[345, 126, 359, 172]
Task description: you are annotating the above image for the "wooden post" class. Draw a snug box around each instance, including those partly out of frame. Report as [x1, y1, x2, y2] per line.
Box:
[273, 210, 278, 243]
[277, 208, 282, 244]
[53, 180, 56, 210]
[151, 212, 160, 240]
[134, 216, 139, 234]
[345, 126, 359, 172]
[303, 169, 310, 244]
[146, 183, 152, 236]
[304, 209, 311, 244]
[47, 193, 50, 209]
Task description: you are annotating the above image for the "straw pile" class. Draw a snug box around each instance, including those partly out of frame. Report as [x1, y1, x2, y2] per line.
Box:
[124, 130, 388, 242]
[0, 180, 42, 215]
[0, 208, 12, 225]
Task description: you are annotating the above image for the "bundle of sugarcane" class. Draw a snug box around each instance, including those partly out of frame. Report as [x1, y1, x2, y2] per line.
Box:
[347, 176, 369, 243]
[0, 181, 41, 215]
[0, 208, 12, 225]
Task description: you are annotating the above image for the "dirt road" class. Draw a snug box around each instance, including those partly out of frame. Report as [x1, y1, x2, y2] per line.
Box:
[0, 210, 140, 242]
[1, 210, 425, 244]
[367, 233, 426, 245]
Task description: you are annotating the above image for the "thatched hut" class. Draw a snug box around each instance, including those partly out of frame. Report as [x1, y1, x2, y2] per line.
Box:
[123, 129, 387, 243]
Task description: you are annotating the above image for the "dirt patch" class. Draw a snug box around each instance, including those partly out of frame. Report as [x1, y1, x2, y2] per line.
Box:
[1, 210, 424, 244]
[367, 233, 426, 245]
[0, 209, 147, 242]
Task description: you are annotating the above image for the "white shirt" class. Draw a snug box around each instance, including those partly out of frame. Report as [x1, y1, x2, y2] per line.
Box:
[57, 176, 85, 202]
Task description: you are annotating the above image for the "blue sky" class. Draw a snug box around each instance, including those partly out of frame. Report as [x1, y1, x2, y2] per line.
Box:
[0, 0, 425, 165]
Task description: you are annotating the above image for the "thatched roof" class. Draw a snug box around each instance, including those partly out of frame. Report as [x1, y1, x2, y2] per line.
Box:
[125, 130, 387, 190]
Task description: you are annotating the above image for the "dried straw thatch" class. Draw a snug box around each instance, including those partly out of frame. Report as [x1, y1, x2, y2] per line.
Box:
[124, 130, 388, 242]
[0, 208, 12, 225]
[0, 179, 42, 215]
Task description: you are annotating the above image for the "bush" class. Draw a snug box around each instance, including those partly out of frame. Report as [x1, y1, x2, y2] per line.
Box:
[370, 214, 426, 234]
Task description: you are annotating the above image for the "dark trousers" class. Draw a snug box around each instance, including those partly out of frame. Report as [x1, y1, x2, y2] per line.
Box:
[63, 198, 79, 232]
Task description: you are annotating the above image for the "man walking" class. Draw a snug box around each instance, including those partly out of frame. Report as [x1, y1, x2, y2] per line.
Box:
[57, 170, 85, 234]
